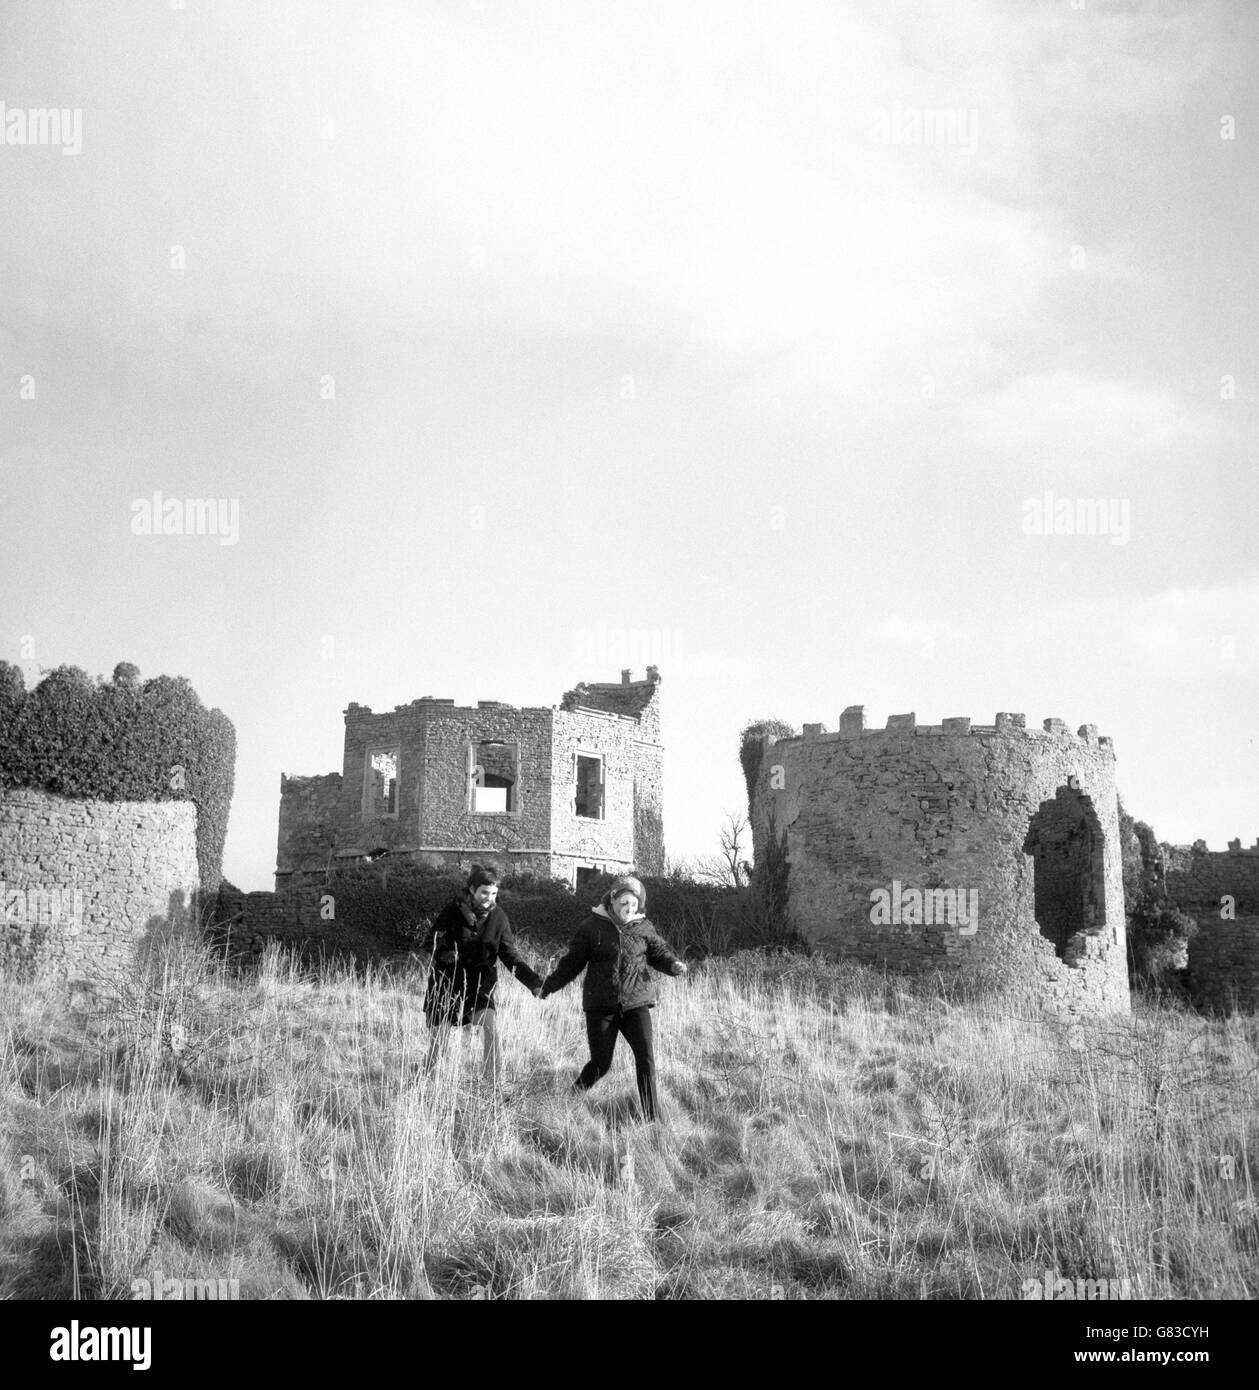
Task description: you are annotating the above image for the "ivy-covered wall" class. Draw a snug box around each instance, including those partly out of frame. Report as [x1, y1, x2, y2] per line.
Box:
[0, 661, 235, 893]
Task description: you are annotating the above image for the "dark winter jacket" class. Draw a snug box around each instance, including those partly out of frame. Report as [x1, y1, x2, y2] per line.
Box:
[423, 897, 541, 1025]
[541, 905, 681, 1013]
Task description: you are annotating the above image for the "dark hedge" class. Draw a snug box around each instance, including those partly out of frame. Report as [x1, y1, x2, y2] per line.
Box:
[0, 661, 236, 893]
[263, 861, 779, 964]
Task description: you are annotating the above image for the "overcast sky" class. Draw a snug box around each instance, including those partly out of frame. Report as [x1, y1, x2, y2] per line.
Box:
[2, 0, 1256, 889]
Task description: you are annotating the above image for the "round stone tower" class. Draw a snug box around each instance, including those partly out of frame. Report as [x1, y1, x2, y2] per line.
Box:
[749, 707, 1128, 1014]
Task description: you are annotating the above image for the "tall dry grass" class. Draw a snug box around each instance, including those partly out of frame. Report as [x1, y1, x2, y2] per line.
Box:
[1, 940, 1256, 1299]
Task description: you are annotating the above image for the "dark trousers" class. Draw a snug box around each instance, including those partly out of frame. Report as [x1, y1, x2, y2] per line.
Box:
[575, 1006, 660, 1121]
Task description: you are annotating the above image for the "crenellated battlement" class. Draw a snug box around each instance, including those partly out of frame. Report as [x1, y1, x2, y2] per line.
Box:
[1170, 837, 1259, 857]
[783, 706, 1112, 751]
[748, 692, 1128, 1015]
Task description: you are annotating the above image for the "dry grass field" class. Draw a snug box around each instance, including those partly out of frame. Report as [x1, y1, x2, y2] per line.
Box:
[2, 940, 1256, 1300]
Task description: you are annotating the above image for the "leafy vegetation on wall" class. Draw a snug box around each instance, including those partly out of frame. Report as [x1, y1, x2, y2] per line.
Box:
[0, 661, 236, 892]
[1117, 797, 1197, 990]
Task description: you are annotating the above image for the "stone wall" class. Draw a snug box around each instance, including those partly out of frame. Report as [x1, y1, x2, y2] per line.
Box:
[336, 699, 430, 860]
[215, 884, 329, 955]
[632, 679, 665, 875]
[750, 708, 1128, 1014]
[326, 698, 558, 874]
[1164, 841, 1259, 917]
[275, 772, 342, 883]
[557, 669, 664, 876]
[1161, 842, 1259, 1013]
[1188, 917, 1259, 1012]
[418, 703, 555, 871]
[562, 667, 661, 739]
[633, 752, 665, 877]
[0, 787, 200, 978]
[550, 705, 639, 876]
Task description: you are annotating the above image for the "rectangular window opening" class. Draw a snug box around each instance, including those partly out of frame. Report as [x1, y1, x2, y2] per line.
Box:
[575, 754, 604, 820]
[364, 748, 399, 819]
[472, 739, 518, 814]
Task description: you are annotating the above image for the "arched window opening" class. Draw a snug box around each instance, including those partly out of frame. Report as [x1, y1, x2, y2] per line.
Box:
[1023, 786, 1106, 959]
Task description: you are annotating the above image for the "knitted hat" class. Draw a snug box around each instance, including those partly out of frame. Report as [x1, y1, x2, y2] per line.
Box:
[466, 864, 499, 890]
[605, 874, 646, 911]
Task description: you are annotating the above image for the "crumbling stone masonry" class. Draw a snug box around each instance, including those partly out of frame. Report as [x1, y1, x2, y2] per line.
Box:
[0, 787, 200, 978]
[1163, 841, 1259, 1011]
[1184, 917, 1259, 1012]
[1163, 840, 1259, 918]
[277, 669, 664, 889]
[213, 883, 330, 958]
[749, 707, 1128, 1014]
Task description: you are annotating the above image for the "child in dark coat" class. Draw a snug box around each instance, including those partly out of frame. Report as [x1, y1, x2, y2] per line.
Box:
[424, 865, 542, 1086]
[540, 875, 686, 1121]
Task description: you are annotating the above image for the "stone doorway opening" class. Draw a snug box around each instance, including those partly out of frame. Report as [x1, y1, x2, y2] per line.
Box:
[1023, 786, 1106, 959]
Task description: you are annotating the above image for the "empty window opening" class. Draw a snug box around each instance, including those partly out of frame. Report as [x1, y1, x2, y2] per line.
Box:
[576, 865, 600, 891]
[1023, 786, 1106, 959]
[472, 740, 518, 814]
[575, 754, 604, 820]
[364, 749, 398, 819]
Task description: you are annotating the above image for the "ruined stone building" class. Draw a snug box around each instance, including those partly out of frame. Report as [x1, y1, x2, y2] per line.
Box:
[749, 706, 1128, 1013]
[275, 668, 663, 889]
[1162, 840, 1259, 1012]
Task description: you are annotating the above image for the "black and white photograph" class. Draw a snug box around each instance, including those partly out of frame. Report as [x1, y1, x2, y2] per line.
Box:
[0, 0, 1255, 1339]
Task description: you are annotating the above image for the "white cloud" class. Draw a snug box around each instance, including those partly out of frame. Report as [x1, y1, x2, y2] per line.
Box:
[963, 372, 1226, 459]
[1005, 576, 1259, 681]
[1, 0, 1218, 407]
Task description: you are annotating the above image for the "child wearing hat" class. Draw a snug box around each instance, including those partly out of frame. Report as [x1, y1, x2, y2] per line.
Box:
[423, 864, 543, 1086]
[540, 874, 687, 1122]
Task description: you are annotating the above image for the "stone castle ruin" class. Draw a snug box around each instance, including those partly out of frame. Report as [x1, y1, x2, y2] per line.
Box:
[3, 656, 1256, 1014]
[277, 668, 664, 889]
[749, 707, 1129, 1013]
[1161, 841, 1259, 1012]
